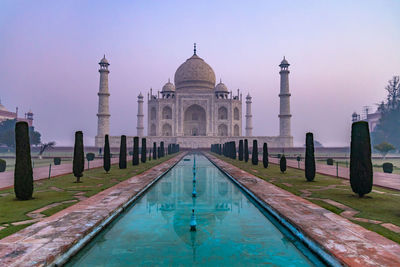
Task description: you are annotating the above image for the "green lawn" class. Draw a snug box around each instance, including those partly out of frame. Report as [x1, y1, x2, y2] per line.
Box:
[214, 154, 400, 244]
[0, 154, 177, 239]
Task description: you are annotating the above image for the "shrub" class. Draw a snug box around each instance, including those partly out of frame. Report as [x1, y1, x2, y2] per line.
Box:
[53, 157, 61, 165]
[296, 156, 301, 162]
[263, 142, 268, 168]
[153, 142, 157, 159]
[160, 141, 165, 157]
[86, 152, 95, 169]
[0, 159, 6, 172]
[149, 148, 152, 161]
[252, 140, 258, 165]
[232, 141, 236, 159]
[141, 138, 147, 163]
[277, 153, 281, 159]
[73, 131, 84, 183]
[280, 155, 287, 173]
[350, 121, 373, 197]
[119, 135, 127, 169]
[14, 122, 33, 200]
[86, 152, 95, 161]
[103, 134, 111, 173]
[305, 132, 316, 182]
[382, 162, 393, 173]
[326, 158, 334, 165]
[133, 137, 139, 166]
[238, 140, 243, 161]
[244, 139, 249, 162]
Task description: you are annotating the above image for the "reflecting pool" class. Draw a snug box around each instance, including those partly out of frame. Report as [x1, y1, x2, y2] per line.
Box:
[67, 154, 326, 266]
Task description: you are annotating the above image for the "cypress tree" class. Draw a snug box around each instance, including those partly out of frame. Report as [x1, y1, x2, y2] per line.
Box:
[252, 140, 258, 165]
[158, 146, 161, 158]
[232, 141, 237, 159]
[263, 142, 269, 168]
[153, 142, 157, 159]
[305, 132, 316, 181]
[14, 121, 33, 200]
[244, 139, 249, 162]
[119, 135, 127, 169]
[149, 148, 152, 161]
[133, 137, 139, 165]
[280, 155, 287, 173]
[103, 134, 111, 173]
[160, 141, 165, 157]
[73, 131, 84, 183]
[350, 121, 373, 197]
[238, 140, 244, 161]
[141, 138, 147, 163]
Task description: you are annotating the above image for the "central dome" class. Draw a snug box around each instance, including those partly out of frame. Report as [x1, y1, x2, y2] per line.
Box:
[174, 53, 216, 90]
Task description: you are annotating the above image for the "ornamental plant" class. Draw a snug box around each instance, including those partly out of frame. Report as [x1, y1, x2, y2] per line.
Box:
[14, 122, 33, 200]
[141, 138, 147, 163]
[73, 131, 84, 183]
[53, 157, 61, 165]
[252, 140, 258, 165]
[238, 140, 244, 161]
[0, 159, 6, 172]
[86, 152, 95, 169]
[263, 142, 269, 168]
[119, 135, 127, 169]
[305, 132, 316, 182]
[103, 134, 111, 173]
[280, 155, 287, 173]
[133, 137, 139, 166]
[350, 121, 373, 197]
[153, 142, 157, 159]
[244, 139, 249, 162]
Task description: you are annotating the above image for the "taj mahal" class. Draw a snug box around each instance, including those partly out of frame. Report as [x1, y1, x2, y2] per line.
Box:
[95, 45, 293, 148]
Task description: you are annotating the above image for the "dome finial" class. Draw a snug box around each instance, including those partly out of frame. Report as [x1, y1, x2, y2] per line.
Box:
[168, 78, 170, 83]
[220, 78, 222, 83]
[193, 43, 197, 55]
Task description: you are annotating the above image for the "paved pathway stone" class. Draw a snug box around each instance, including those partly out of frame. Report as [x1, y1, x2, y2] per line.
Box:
[208, 153, 400, 267]
[0, 153, 185, 267]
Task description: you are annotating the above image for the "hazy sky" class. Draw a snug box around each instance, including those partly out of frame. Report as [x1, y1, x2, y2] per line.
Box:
[1, 0, 399, 146]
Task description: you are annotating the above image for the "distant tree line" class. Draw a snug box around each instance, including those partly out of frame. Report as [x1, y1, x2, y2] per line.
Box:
[0, 119, 41, 148]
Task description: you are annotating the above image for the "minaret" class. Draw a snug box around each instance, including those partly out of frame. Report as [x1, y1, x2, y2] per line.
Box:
[245, 93, 253, 136]
[137, 92, 144, 136]
[97, 55, 110, 139]
[279, 57, 292, 137]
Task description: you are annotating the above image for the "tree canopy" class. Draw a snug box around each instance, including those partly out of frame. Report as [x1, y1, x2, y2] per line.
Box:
[0, 119, 41, 147]
[372, 76, 400, 148]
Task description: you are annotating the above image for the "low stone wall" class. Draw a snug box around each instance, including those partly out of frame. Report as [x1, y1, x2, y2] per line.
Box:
[95, 135, 293, 149]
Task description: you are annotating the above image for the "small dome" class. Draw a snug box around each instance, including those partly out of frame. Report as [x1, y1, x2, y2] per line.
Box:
[279, 56, 289, 67]
[99, 55, 109, 65]
[174, 53, 216, 90]
[162, 79, 175, 92]
[215, 79, 228, 92]
[138, 92, 143, 98]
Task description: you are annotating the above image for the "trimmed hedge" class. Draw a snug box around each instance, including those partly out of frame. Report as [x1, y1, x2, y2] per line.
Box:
[14, 122, 33, 200]
[252, 140, 258, 165]
[327, 158, 334, 165]
[305, 132, 316, 182]
[263, 142, 268, 168]
[141, 138, 147, 163]
[103, 134, 111, 173]
[350, 121, 373, 197]
[119, 135, 127, 169]
[73, 131, 84, 183]
[382, 162, 393, 174]
[280, 155, 287, 173]
[244, 139, 249, 162]
[0, 159, 6, 172]
[133, 137, 139, 166]
[53, 157, 61, 165]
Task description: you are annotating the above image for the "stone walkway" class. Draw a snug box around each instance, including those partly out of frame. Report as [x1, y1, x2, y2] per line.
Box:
[208, 153, 400, 267]
[267, 157, 400, 191]
[0, 158, 120, 190]
[0, 153, 185, 267]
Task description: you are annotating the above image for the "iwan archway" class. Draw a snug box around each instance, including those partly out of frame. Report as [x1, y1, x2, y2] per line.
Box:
[183, 104, 206, 136]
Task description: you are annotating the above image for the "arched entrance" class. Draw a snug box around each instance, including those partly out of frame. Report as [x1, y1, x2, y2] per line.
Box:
[184, 104, 206, 136]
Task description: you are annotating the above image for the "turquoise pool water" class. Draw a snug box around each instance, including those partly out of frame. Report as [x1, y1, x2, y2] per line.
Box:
[66, 154, 326, 266]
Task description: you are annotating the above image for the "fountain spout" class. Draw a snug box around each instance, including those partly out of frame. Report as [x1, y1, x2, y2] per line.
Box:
[190, 209, 197, 231]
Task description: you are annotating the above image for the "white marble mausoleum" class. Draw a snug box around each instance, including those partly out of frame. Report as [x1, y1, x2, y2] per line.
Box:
[95, 45, 293, 148]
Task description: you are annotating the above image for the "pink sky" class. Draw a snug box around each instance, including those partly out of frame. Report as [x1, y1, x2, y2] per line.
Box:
[1, 0, 399, 146]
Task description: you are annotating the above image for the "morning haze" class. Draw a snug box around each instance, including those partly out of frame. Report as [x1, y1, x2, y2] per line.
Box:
[1, 0, 399, 146]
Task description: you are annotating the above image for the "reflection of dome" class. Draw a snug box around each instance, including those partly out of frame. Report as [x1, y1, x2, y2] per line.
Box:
[174, 52, 216, 90]
[162, 79, 175, 92]
[214, 79, 228, 92]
